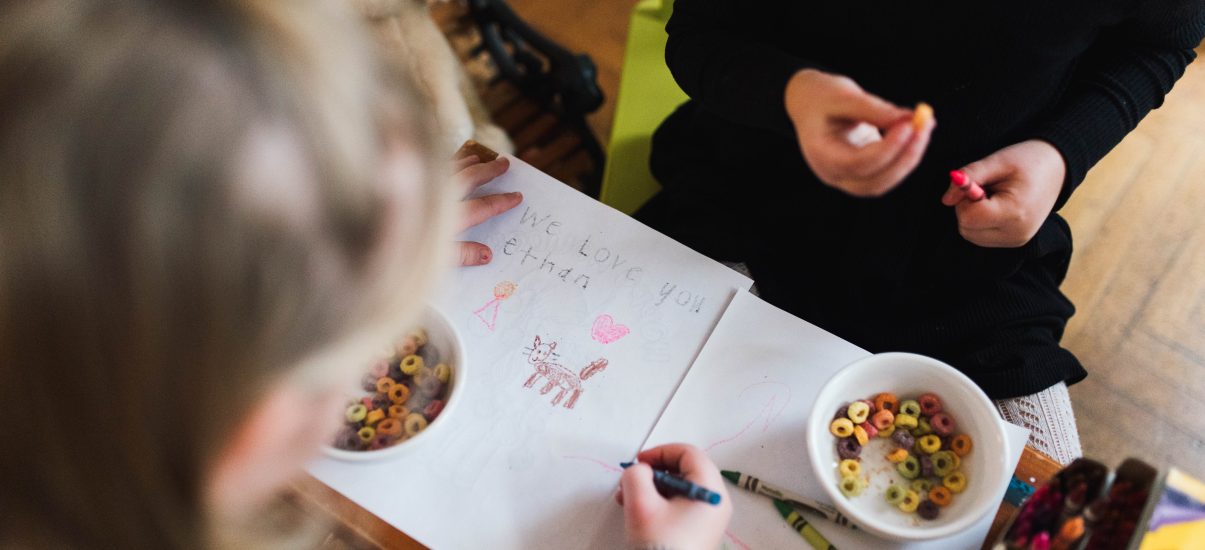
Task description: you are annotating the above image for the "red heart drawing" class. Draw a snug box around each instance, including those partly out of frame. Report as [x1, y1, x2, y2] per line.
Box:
[591, 314, 630, 344]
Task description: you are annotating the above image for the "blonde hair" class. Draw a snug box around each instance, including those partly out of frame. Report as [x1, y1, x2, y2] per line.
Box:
[0, 0, 455, 547]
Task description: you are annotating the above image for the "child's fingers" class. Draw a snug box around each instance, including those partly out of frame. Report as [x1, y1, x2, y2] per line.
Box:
[942, 181, 986, 206]
[620, 463, 665, 517]
[954, 194, 1012, 231]
[832, 87, 913, 128]
[941, 184, 965, 206]
[958, 152, 1014, 191]
[458, 242, 492, 266]
[462, 191, 523, 229]
[452, 154, 481, 174]
[843, 120, 915, 177]
[456, 156, 510, 195]
[862, 117, 934, 188]
[808, 121, 909, 186]
[636, 444, 724, 488]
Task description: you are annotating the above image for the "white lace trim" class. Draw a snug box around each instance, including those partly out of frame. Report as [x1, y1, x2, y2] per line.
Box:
[995, 382, 1083, 465]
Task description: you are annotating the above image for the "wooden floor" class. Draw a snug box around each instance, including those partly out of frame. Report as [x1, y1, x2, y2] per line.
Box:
[505, 2, 1205, 479]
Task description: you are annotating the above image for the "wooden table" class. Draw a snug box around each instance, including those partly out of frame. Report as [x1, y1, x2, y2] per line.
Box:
[289, 446, 1062, 550]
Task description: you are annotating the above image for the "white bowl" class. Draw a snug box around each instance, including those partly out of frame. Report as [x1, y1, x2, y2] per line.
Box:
[323, 306, 467, 461]
[806, 352, 1009, 541]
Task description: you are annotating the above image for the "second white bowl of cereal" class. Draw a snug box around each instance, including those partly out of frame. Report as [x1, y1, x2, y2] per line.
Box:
[806, 352, 1010, 541]
[324, 306, 466, 461]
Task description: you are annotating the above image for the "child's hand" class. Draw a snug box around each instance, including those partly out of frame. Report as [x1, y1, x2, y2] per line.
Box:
[941, 140, 1066, 248]
[785, 69, 935, 197]
[455, 155, 522, 265]
[615, 444, 732, 549]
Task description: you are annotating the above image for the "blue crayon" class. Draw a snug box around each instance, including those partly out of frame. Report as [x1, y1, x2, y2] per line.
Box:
[619, 462, 722, 505]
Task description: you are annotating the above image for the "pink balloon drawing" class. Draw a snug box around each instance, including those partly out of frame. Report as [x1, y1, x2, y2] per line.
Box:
[474, 281, 516, 331]
[590, 314, 630, 344]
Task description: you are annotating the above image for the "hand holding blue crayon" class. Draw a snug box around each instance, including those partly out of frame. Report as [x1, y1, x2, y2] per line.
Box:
[620, 461, 722, 505]
[616, 444, 733, 550]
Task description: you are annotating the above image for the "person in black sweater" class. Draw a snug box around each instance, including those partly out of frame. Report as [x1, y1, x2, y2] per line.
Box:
[637, 0, 1205, 463]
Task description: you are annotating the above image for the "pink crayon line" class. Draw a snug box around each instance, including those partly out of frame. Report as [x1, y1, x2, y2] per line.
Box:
[705, 412, 761, 452]
[562, 455, 622, 473]
[705, 382, 792, 452]
[742, 382, 791, 434]
[473, 298, 501, 331]
[725, 529, 753, 550]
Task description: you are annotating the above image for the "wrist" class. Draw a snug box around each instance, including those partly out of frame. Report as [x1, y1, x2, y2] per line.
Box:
[1029, 139, 1066, 177]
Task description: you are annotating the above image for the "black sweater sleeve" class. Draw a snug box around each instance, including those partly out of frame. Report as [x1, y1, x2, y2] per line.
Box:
[664, 0, 810, 137]
[1031, 2, 1205, 210]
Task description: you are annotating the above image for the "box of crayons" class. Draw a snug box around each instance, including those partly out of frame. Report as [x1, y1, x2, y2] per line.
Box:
[991, 458, 1205, 550]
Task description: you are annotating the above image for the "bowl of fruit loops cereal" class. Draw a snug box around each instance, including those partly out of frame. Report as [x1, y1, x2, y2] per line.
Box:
[324, 306, 466, 461]
[806, 352, 1010, 541]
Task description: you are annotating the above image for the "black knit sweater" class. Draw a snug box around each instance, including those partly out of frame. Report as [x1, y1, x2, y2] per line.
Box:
[639, 0, 1205, 398]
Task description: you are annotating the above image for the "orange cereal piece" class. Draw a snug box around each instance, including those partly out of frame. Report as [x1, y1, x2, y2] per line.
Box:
[376, 418, 403, 438]
[951, 434, 974, 456]
[886, 448, 910, 463]
[388, 404, 409, 419]
[364, 408, 385, 426]
[874, 392, 899, 415]
[388, 383, 411, 404]
[375, 377, 395, 394]
[912, 102, 933, 131]
[929, 486, 953, 507]
[853, 425, 869, 446]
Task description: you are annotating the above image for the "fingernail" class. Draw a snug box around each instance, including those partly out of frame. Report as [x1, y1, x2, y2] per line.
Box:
[480, 249, 491, 263]
[509, 192, 523, 200]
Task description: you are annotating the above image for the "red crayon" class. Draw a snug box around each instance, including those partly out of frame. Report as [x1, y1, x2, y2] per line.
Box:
[949, 169, 986, 201]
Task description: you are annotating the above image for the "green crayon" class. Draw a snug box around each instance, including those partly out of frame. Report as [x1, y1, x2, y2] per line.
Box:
[721, 469, 858, 530]
[773, 498, 837, 550]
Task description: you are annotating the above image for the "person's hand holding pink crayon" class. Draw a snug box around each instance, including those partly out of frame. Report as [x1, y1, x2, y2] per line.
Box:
[785, 69, 936, 198]
[941, 140, 1066, 248]
[616, 443, 733, 549]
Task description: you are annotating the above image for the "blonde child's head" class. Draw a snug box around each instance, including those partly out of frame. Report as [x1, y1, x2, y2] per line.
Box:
[0, 0, 455, 546]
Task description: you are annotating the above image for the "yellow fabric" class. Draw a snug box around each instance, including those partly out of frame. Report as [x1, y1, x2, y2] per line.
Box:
[599, 0, 687, 214]
[1138, 469, 1205, 550]
[1138, 519, 1205, 550]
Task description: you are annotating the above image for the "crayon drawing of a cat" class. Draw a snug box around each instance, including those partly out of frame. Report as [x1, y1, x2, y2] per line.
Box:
[521, 335, 608, 410]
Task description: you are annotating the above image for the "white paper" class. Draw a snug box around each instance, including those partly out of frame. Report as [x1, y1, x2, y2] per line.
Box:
[308, 157, 752, 549]
[644, 292, 1029, 550]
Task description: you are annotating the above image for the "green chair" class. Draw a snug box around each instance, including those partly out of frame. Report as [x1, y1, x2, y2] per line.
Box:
[599, 0, 687, 215]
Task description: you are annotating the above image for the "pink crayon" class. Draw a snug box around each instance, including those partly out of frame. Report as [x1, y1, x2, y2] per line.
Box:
[949, 170, 986, 201]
